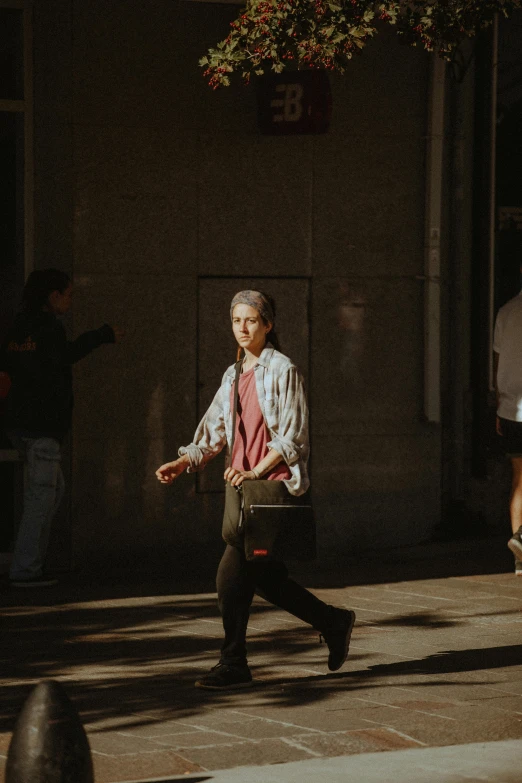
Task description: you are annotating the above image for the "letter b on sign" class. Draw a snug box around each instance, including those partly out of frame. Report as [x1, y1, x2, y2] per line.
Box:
[257, 72, 332, 135]
[271, 83, 304, 123]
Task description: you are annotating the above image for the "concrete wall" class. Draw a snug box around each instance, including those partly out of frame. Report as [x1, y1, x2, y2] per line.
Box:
[32, 0, 438, 572]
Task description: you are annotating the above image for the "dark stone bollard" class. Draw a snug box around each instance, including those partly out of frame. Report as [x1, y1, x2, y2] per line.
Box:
[5, 679, 94, 783]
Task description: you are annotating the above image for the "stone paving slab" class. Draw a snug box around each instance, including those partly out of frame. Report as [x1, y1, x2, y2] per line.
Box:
[92, 751, 204, 783]
[0, 536, 521, 782]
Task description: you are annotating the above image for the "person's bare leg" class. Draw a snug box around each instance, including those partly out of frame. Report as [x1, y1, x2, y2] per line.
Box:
[508, 457, 522, 569]
[509, 457, 522, 535]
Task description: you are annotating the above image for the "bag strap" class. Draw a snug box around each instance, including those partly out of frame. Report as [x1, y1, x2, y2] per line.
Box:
[228, 358, 243, 467]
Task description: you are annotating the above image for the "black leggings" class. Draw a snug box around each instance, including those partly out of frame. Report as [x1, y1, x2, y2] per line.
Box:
[216, 543, 330, 666]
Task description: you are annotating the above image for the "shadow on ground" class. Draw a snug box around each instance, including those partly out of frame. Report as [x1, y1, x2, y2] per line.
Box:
[1, 560, 520, 736]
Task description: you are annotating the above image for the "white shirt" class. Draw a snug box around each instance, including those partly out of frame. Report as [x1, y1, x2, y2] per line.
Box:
[178, 344, 310, 496]
[493, 291, 522, 422]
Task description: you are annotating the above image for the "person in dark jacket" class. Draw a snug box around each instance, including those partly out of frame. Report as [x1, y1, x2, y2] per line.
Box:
[0, 269, 123, 586]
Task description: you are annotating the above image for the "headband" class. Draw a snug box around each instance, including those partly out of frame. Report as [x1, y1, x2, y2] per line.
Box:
[230, 290, 275, 325]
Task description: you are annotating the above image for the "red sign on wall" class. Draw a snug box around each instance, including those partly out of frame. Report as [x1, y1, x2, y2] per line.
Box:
[256, 71, 332, 135]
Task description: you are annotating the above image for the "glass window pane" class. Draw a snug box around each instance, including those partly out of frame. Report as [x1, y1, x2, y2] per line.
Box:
[0, 9, 23, 100]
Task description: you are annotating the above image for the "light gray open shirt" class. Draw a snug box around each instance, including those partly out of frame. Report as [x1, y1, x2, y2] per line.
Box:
[179, 344, 310, 496]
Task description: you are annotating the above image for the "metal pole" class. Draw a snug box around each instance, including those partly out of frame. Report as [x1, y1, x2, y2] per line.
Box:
[488, 14, 499, 391]
[424, 56, 446, 424]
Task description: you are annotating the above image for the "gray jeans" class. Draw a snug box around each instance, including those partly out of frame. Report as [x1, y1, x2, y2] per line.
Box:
[8, 433, 65, 580]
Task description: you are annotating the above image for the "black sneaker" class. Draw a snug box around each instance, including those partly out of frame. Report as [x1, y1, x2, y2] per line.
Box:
[10, 574, 58, 587]
[515, 560, 522, 577]
[195, 663, 253, 690]
[508, 527, 522, 560]
[321, 608, 356, 672]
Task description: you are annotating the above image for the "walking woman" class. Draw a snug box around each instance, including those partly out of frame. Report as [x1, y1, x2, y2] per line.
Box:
[156, 290, 355, 690]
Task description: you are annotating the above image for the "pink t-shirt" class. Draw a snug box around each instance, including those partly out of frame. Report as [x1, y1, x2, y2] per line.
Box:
[230, 367, 291, 481]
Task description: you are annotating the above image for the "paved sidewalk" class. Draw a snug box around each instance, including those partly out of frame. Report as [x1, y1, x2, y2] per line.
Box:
[0, 535, 521, 782]
[184, 740, 522, 783]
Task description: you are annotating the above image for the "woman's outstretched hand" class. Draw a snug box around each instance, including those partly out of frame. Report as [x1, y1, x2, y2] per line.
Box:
[111, 325, 125, 343]
[224, 467, 256, 487]
[156, 457, 187, 484]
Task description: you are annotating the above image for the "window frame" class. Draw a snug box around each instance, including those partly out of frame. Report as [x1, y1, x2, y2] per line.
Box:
[0, 0, 33, 278]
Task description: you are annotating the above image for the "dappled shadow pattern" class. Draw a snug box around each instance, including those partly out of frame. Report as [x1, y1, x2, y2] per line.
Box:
[1, 532, 519, 737]
[1, 573, 521, 736]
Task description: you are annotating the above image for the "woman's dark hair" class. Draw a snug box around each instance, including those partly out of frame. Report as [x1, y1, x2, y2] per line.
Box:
[21, 269, 71, 313]
[259, 291, 281, 352]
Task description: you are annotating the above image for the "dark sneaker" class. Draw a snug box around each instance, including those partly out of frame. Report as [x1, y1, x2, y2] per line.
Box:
[321, 608, 356, 672]
[508, 527, 522, 560]
[10, 574, 58, 587]
[515, 560, 522, 577]
[195, 663, 253, 691]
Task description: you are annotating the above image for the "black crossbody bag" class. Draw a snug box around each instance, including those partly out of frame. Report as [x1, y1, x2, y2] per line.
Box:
[222, 359, 316, 562]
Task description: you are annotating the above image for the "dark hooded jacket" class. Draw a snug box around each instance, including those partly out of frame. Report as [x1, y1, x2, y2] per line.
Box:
[0, 310, 114, 441]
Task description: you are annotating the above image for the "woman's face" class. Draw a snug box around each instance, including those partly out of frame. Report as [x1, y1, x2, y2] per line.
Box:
[48, 284, 73, 315]
[232, 303, 271, 355]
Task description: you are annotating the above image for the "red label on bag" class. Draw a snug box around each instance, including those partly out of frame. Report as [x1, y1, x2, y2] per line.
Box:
[253, 549, 268, 556]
